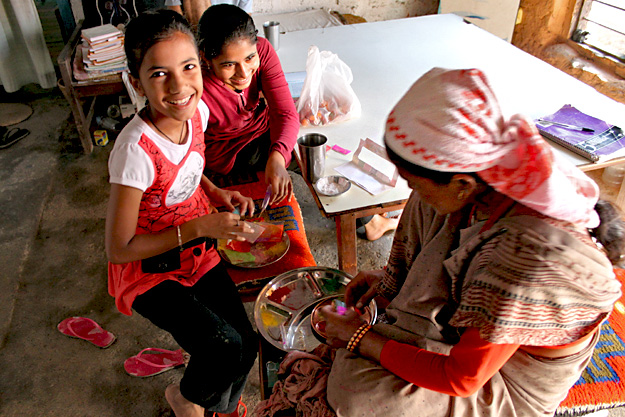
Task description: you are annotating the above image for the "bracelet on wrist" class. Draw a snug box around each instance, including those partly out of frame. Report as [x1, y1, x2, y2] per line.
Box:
[176, 225, 183, 251]
[346, 323, 372, 353]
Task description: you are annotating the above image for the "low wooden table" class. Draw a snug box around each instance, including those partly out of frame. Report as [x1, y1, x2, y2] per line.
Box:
[57, 21, 125, 153]
[277, 14, 625, 277]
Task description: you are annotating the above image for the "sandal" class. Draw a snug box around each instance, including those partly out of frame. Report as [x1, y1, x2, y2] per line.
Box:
[124, 347, 185, 377]
[57, 316, 116, 348]
[210, 398, 247, 417]
[0, 126, 29, 149]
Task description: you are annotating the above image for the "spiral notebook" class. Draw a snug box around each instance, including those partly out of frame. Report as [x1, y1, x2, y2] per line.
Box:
[536, 105, 625, 162]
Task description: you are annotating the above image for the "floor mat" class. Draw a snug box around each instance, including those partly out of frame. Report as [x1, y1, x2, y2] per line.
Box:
[556, 268, 625, 416]
[0, 103, 33, 126]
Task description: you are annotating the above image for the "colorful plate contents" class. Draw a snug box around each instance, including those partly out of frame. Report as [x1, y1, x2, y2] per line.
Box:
[310, 295, 374, 342]
[254, 267, 378, 352]
[217, 222, 289, 268]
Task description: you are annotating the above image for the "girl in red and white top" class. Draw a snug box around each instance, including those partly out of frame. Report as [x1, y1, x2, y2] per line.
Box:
[106, 10, 255, 417]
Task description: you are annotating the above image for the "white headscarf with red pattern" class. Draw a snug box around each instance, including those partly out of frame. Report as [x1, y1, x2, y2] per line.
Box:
[385, 67, 600, 227]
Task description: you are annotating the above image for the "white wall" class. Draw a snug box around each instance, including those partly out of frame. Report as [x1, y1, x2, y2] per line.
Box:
[254, 0, 437, 22]
[71, 0, 439, 25]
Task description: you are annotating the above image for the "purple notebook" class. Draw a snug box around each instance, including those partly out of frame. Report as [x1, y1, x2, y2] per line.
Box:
[536, 105, 625, 162]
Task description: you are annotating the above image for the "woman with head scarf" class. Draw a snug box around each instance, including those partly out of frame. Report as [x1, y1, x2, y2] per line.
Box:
[315, 68, 625, 416]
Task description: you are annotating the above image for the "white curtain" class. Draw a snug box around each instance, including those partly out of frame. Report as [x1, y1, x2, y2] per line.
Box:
[0, 0, 56, 93]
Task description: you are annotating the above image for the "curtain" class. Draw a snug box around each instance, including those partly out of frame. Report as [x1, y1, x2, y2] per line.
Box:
[0, 0, 56, 93]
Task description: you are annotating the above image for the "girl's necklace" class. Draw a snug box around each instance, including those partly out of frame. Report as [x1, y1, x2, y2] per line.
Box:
[145, 110, 185, 144]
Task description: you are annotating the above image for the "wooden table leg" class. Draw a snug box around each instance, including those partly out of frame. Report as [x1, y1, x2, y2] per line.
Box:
[336, 213, 357, 276]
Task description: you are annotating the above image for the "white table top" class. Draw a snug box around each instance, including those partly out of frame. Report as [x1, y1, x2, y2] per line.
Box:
[276, 14, 625, 215]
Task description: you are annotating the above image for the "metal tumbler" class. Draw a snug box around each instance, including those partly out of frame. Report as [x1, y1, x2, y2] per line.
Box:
[297, 133, 327, 184]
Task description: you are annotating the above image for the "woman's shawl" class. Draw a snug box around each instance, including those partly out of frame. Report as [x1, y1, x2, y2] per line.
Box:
[445, 215, 621, 345]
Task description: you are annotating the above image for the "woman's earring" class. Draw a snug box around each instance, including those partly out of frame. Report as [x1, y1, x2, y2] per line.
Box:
[458, 191, 467, 201]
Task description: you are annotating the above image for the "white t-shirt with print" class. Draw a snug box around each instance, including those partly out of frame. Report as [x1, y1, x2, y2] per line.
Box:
[108, 100, 209, 207]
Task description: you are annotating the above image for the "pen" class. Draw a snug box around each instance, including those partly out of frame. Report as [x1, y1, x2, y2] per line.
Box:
[537, 119, 595, 133]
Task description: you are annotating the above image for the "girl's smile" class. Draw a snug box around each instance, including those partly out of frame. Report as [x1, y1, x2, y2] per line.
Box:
[207, 38, 260, 91]
[131, 32, 203, 138]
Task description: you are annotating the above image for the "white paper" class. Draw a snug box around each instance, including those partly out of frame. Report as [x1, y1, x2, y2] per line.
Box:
[234, 221, 266, 243]
[334, 162, 394, 195]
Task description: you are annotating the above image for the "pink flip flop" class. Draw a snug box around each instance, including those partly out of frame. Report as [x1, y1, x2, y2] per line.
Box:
[124, 348, 186, 377]
[57, 316, 116, 348]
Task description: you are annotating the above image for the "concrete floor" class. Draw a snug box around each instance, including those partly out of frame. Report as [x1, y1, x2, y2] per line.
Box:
[0, 85, 395, 416]
[1, 85, 624, 416]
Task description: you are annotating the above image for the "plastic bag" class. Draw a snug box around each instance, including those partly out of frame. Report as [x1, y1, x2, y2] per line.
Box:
[296, 46, 361, 126]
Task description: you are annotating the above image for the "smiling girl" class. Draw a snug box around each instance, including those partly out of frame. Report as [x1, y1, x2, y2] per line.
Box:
[106, 10, 256, 417]
[197, 4, 299, 206]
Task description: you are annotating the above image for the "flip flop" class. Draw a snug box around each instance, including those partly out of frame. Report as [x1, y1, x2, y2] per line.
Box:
[211, 398, 247, 417]
[0, 127, 29, 149]
[57, 316, 116, 348]
[124, 348, 185, 377]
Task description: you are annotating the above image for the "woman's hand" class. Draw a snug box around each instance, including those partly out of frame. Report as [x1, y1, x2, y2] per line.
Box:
[208, 188, 255, 217]
[201, 175, 255, 216]
[193, 211, 251, 240]
[345, 270, 385, 311]
[319, 305, 366, 349]
[265, 151, 293, 205]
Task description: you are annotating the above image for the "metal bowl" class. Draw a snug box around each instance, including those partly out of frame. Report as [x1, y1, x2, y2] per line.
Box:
[310, 294, 376, 342]
[254, 267, 377, 351]
[314, 175, 351, 196]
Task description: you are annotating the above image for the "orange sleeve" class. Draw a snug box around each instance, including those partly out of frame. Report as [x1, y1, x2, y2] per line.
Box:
[379, 327, 519, 397]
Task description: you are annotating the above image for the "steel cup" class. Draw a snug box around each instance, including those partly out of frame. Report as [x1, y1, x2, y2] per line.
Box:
[263, 21, 280, 51]
[297, 133, 327, 183]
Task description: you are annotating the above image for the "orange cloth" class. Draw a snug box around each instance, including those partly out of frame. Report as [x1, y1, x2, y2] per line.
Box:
[223, 174, 316, 287]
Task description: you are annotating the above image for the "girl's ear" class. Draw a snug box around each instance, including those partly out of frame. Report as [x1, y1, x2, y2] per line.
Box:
[200, 52, 211, 70]
[129, 74, 145, 97]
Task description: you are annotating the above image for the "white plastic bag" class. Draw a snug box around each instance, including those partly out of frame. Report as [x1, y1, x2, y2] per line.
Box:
[296, 46, 361, 126]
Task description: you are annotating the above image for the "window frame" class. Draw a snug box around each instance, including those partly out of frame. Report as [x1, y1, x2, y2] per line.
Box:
[570, 0, 625, 64]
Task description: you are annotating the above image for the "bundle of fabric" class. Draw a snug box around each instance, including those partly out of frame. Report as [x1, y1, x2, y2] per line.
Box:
[254, 344, 336, 417]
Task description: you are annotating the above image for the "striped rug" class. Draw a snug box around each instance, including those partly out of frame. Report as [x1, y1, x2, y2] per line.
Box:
[557, 268, 625, 416]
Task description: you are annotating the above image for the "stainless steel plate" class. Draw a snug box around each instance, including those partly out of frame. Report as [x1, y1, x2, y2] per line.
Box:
[254, 267, 377, 352]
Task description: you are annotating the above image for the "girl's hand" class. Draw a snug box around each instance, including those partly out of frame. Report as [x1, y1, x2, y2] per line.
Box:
[319, 305, 366, 349]
[345, 270, 385, 311]
[195, 211, 251, 240]
[265, 151, 293, 205]
[207, 188, 255, 217]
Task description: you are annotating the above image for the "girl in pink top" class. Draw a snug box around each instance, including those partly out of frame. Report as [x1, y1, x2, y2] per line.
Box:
[198, 4, 298, 205]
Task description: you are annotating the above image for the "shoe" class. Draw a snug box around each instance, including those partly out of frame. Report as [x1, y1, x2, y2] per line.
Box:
[210, 398, 247, 417]
[0, 126, 29, 149]
[57, 316, 116, 348]
[124, 347, 185, 377]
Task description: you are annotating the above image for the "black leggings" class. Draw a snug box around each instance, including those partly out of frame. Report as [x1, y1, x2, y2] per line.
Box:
[132, 263, 258, 414]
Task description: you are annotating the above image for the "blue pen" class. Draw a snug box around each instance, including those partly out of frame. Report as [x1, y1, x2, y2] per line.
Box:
[259, 185, 272, 215]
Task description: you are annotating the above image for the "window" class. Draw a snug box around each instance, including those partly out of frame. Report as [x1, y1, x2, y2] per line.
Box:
[572, 0, 625, 61]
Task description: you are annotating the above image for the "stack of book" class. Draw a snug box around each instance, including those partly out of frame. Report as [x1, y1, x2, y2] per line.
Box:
[80, 24, 127, 77]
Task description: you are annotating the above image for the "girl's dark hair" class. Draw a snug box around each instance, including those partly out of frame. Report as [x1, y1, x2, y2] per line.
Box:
[197, 4, 257, 60]
[124, 9, 196, 78]
[385, 138, 625, 264]
[590, 200, 625, 265]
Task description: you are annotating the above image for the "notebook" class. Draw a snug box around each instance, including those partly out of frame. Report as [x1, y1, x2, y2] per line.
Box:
[535, 105, 625, 162]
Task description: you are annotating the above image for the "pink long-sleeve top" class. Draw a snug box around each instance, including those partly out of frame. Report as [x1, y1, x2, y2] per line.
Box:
[201, 37, 299, 174]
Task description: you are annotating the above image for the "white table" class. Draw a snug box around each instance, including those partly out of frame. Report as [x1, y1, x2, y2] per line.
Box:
[276, 14, 625, 275]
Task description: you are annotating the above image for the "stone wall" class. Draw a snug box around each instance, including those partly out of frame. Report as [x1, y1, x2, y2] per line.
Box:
[511, 0, 625, 105]
[253, 0, 438, 22]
